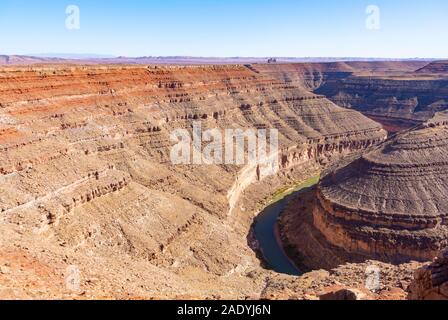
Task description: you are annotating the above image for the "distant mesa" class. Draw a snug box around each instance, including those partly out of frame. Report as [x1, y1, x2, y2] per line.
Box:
[408, 249, 448, 300]
[0, 55, 65, 65]
[0, 54, 439, 66]
[0, 57, 447, 299]
[0, 63, 387, 299]
[416, 60, 448, 74]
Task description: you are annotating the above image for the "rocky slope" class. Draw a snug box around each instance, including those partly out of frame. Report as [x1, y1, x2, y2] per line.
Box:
[0, 64, 386, 299]
[254, 62, 448, 133]
[315, 76, 448, 126]
[0, 55, 66, 65]
[417, 61, 448, 74]
[280, 112, 448, 273]
[408, 249, 448, 300]
[252, 61, 429, 90]
[261, 259, 423, 300]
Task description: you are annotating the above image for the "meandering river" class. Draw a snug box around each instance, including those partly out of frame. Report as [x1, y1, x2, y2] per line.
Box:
[253, 176, 319, 276]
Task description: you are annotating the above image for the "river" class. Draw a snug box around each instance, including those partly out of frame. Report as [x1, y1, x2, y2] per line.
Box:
[253, 176, 319, 276]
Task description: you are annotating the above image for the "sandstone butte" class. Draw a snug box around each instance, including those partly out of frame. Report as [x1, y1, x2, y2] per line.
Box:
[280, 111, 448, 299]
[0, 60, 447, 300]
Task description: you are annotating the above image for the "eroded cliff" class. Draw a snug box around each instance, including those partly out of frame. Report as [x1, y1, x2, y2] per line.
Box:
[253, 62, 448, 133]
[408, 249, 448, 300]
[0, 64, 386, 299]
[280, 112, 448, 274]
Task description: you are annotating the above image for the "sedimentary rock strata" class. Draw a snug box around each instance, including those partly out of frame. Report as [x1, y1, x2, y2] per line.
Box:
[252, 61, 428, 91]
[408, 249, 448, 300]
[0, 64, 386, 299]
[254, 62, 448, 133]
[288, 112, 448, 267]
[261, 259, 422, 300]
[316, 77, 448, 125]
[417, 61, 448, 74]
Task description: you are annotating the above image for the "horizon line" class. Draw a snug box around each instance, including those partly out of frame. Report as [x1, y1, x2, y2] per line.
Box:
[1, 53, 445, 61]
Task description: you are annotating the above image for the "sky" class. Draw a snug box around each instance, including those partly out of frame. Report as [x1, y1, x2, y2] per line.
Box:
[0, 0, 447, 58]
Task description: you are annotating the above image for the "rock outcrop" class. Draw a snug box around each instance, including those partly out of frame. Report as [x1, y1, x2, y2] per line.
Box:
[316, 77, 448, 125]
[319, 288, 368, 300]
[417, 61, 448, 74]
[252, 62, 428, 91]
[253, 62, 448, 133]
[408, 249, 448, 300]
[280, 112, 448, 271]
[260, 259, 422, 300]
[0, 64, 386, 299]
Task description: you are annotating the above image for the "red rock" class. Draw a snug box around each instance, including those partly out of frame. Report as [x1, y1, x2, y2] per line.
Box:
[408, 249, 448, 300]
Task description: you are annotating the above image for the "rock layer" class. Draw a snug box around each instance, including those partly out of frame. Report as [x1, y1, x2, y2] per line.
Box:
[316, 77, 448, 124]
[253, 62, 448, 133]
[312, 112, 448, 263]
[408, 249, 448, 300]
[0, 64, 386, 299]
[417, 61, 448, 74]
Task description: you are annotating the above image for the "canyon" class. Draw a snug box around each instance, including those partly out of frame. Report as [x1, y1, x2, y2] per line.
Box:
[0, 60, 447, 300]
[280, 111, 448, 270]
[254, 61, 448, 133]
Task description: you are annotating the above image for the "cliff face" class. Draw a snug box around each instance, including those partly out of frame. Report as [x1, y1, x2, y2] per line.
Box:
[252, 62, 429, 91]
[417, 61, 448, 74]
[408, 249, 448, 300]
[283, 112, 448, 270]
[316, 77, 448, 123]
[253, 62, 448, 133]
[0, 64, 386, 299]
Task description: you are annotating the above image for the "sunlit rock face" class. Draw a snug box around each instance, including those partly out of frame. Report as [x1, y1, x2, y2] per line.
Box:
[253, 61, 448, 133]
[316, 77, 448, 124]
[313, 112, 448, 263]
[417, 61, 448, 74]
[0, 64, 386, 299]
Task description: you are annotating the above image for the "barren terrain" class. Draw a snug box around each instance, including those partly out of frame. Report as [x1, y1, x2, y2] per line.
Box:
[0, 60, 447, 300]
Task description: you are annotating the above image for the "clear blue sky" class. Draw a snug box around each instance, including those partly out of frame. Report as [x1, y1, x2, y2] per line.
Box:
[0, 0, 447, 58]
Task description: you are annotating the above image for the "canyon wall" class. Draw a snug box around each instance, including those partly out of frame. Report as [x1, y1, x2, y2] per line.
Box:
[254, 62, 448, 133]
[408, 249, 448, 300]
[417, 61, 448, 74]
[316, 77, 448, 124]
[252, 61, 428, 91]
[0, 64, 386, 299]
[281, 112, 448, 272]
